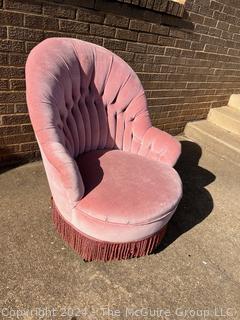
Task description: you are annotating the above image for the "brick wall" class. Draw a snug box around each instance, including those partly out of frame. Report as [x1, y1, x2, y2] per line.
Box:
[1, 0, 240, 166]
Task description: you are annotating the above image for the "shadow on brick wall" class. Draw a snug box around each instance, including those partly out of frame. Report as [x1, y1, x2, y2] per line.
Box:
[96, 0, 194, 29]
[154, 140, 215, 253]
[53, 0, 194, 29]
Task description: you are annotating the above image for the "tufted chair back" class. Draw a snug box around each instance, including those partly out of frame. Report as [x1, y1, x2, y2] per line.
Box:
[26, 38, 152, 160]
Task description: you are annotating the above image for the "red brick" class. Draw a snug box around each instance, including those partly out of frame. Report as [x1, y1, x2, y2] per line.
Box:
[195, 24, 209, 34]
[116, 29, 137, 41]
[189, 12, 204, 24]
[134, 53, 154, 63]
[126, 42, 146, 53]
[147, 44, 165, 54]
[115, 50, 134, 62]
[225, 39, 236, 49]
[0, 11, 23, 26]
[217, 21, 229, 31]
[128, 62, 144, 72]
[0, 151, 40, 165]
[153, 0, 168, 11]
[0, 133, 35, 145]
[0, 125, 21, 136]
[25, 41, 38, 53]
[74, 0, 94, 9]
[138, 32, 158, 44]
[142, 82, 161, 90]
[14, 103, 28, 113]
[204, 44, 218, 53]
[154, 55, 171, 64]
[151, 24, 169, 36]
[4, 0, 42, 13]
[8, 27, 44, 41]
[186, 32, 201, 42]
[10, 79, 26, 90]
[59, 20, 89, 34]
[0, 92, 26, 104]
[191, 65, 211, 74]
[198, 6, 213, 18]
[90, 24, 115, 37]
[76, 34, 103, 46]
[167, 1, 181, 16]
[24, 15, 59, 30]
[0, 145, 20, 155]
[138, 0, 148, 8]
[204, 17, 217, 27]
[161, 65, 177, 73]
[170, 28, 187, 39]
[103, 39, 127, 51]
[129, 19, 151, 32]
[223, 5, 236, 15]
[191, 41, 204, 50]
[0, 66, 24, 78]
[0, 26, 7, 38]
[145, 0, 154, 9]
[138, 73, 167, 81]
[233, 33, 240, 42]
[43, 4, 76, 19]
[180, 50, 194, 58]
[210, 1, 224, 12]
[0, 53, 8, 64]
[229, 24, 240, 34]
[105, 14, 129, 28]
[158, 36, 175, 46]
[143, 63, 161, 72]
[176, 39, 191, 49]
[221, 30, 232, 40]
[21, 124, 33, 133]
[43, 31, 73, 40]
[77, 8, 104, 24]
[0, 80, 8, 90]
[8, 53, 27, 66]
[228, 48, 239, 56]
[2, 113, 29, 125]
[148, 96, 185, 106]
[217, 46, 228, 54]
[20, 142, 38, 152]
[0, 104, 14, 114]
[165, 47, 182, 57]
[213, 11, 227, 22]
[208, 27, 222, 37]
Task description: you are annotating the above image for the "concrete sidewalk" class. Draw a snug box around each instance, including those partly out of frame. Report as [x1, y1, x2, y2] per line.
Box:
[0, 138, 240, 320]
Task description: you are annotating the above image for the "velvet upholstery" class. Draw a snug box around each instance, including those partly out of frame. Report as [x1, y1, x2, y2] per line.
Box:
[26, 38, 182, 251]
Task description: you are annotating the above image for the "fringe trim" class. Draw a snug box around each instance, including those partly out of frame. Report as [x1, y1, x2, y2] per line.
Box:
[52, 200, 167, 262]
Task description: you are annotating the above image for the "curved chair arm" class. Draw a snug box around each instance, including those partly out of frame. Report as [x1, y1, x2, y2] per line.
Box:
[139, 126, 181, 167]
[40, 137, 85, 205]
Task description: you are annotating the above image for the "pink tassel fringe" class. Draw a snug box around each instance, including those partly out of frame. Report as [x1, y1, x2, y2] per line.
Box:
[51, 200, 167, 262]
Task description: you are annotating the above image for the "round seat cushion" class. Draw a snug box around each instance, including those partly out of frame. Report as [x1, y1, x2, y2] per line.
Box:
[72, 150, 182, 242]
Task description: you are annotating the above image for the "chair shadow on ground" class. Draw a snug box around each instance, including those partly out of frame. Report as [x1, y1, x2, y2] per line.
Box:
[154, 140, 216, 253]
[0, 147, 31, 175]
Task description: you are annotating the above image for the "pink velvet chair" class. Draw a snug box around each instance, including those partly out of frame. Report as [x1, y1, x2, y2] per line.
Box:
[26, 38, 182, 261]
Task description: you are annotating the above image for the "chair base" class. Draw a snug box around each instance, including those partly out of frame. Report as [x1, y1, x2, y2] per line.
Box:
[52, 200, 167, 262]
